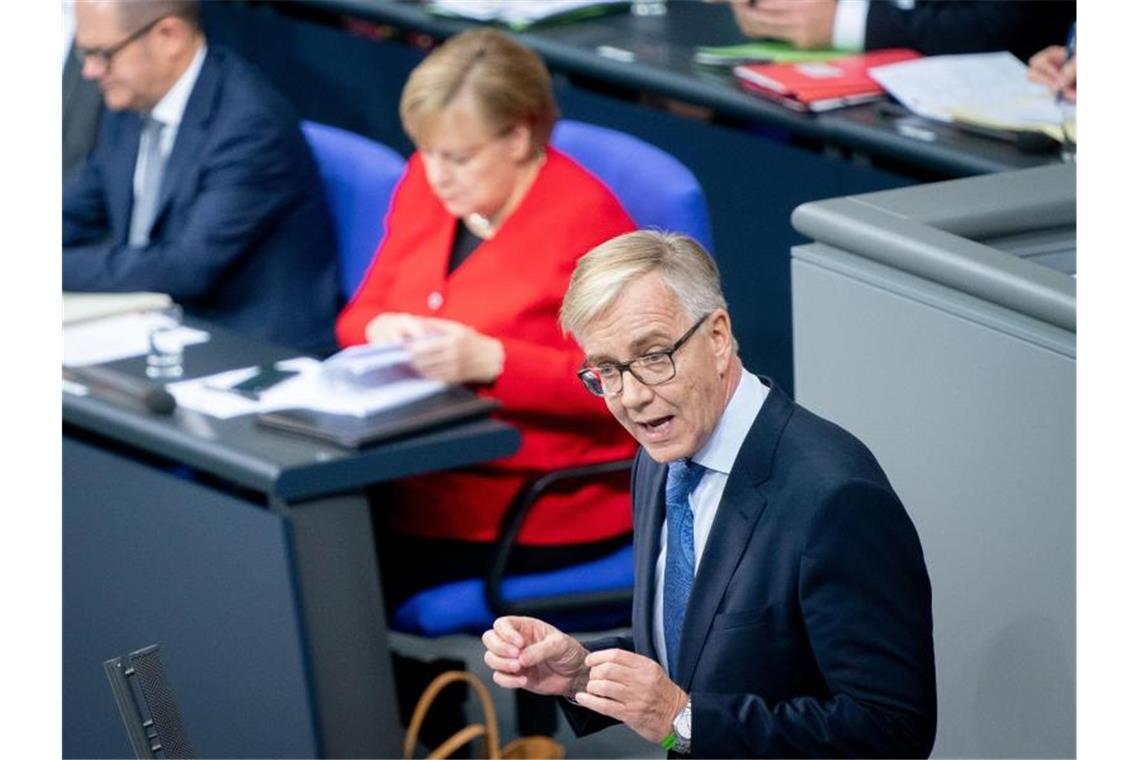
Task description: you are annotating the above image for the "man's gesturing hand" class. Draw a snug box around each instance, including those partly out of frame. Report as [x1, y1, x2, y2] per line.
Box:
[482, 616, 589, 698]
[572, 648, 689, 744]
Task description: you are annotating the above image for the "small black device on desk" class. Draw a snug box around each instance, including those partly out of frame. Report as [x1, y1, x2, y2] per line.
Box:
[224, 364, 300, 399]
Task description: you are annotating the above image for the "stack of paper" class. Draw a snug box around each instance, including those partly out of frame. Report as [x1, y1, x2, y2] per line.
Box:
[63, 311, 209, 367]
[868, 52, 1075, 142]
[734, 49, 921, 112]
[168, 353, 447, 420]
[429, 0, 628, 30]
[63, 291, 172, 325]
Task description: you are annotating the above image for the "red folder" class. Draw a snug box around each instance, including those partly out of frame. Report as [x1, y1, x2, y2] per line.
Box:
[734, 49, 921, 110]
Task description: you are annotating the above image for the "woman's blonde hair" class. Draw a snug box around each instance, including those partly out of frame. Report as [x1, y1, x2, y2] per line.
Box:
[399, 28, 557, 155]
[560, 231, 727, 339]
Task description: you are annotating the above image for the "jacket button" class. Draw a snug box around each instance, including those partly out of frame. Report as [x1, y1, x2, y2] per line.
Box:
[427, 291, 443, 311]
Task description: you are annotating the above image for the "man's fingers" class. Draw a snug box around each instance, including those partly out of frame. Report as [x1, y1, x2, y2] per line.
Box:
[518, 633, 569, 668]
[481, 629, 521, 660]
[572, 691, 623, 721]
[584, 648, 642, 669]
[748, 7, 797, 26]
[492, 617, 526, 649]
[492, 671, 527, 689]
[584, 677, 627, 702]
[741, 19, 794, 40]
[587, 660, 638, 685]
[483, 650, 521, 673]
[754, 0, 802, 12]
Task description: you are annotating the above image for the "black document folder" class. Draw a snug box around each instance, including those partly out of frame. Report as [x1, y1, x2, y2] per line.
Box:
[256, 387, 499, 448]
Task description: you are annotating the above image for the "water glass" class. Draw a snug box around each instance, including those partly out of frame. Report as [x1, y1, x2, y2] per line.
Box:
[146, 304, 185, 380]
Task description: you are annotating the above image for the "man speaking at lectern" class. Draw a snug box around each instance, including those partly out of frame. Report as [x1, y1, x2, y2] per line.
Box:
[482, 231, 937, 757]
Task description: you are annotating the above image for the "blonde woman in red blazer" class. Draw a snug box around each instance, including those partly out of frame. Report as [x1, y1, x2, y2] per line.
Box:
[336, 29, 637, 608]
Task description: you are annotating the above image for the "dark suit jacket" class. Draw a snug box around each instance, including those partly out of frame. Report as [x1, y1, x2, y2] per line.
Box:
[865, 0, 1075, 62]
[63, 46, 339, 353]
[562, 379, 936, 757]
[63, 44, 103, 179]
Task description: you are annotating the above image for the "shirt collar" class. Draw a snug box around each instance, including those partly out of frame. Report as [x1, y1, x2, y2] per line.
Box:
[691, 369, 768, 476]
[149, 42, 206, 127]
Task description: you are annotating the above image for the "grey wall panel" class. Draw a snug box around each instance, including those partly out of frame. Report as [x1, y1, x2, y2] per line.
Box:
[792, 248, 1074, 758]
[63, 438, 319, 758]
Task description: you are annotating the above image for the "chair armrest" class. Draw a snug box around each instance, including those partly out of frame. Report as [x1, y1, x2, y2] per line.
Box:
[484, 458, 634, 618]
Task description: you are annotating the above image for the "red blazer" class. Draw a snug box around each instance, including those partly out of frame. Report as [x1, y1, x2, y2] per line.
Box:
[337, 148, 637, 545]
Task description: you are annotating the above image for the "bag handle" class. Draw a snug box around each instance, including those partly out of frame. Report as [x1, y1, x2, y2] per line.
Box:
[403, 670, 502, 760]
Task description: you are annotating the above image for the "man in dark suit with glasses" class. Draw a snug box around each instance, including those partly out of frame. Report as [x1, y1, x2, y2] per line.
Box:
[63, 0, 338, 352]
[482, 230, 937, 757]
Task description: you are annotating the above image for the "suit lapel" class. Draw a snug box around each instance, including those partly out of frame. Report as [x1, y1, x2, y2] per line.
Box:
[152, 49, 221, 229]
[675, 379, 795, 689]
[632, 453, 667, 660]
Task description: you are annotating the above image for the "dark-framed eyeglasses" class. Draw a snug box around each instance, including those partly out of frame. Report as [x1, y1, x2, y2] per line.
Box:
[577, 313, 710, 398]
[73, 16, 165, 70]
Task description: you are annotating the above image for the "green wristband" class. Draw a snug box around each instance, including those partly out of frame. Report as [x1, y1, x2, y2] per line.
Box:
[660, 731, 677, 750]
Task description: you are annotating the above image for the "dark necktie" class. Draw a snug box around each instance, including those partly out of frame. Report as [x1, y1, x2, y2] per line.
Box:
[663, 458, 705, 678]
[129, 115, 167, 247]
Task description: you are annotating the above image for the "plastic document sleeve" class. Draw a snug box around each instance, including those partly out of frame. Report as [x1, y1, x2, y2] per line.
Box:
[255, 386, 499, 448]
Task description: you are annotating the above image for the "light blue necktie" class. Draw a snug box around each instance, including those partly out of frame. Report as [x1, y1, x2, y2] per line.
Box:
[663, 458, 705, 678]
[129, 115, 167, 247]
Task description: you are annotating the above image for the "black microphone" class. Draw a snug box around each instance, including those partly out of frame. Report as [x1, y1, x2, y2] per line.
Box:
[65, 365, 178, 415]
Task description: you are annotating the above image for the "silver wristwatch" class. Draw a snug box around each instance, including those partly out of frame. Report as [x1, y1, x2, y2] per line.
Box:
[672, 699, 692, 754]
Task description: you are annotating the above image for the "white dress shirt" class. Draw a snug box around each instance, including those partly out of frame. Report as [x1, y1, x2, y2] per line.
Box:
[832, 0, 917, 50]
[63, 0, 76, 69]
[652, 369, 769, 675]
[132, 43, 207, 202]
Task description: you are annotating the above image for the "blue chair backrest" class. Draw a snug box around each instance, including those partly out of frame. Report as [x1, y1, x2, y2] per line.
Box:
[551, 120, 714, 253]
[301, 121, 407, 299]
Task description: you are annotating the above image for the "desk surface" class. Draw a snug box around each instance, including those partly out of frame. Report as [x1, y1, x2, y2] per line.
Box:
[309, 0, 1059, 176]
[62, 320, 521, 502]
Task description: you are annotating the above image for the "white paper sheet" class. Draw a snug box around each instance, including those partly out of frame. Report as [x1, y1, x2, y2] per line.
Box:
[62, 312, 210, 367]
[167, 357, 446, 420]
[63, 291, 173, 324]
[869, 52, 1068, 127]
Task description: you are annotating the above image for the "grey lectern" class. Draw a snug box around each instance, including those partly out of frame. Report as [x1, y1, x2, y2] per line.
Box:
[790, 164, 1075, 758]
[63, 322, 521, 758]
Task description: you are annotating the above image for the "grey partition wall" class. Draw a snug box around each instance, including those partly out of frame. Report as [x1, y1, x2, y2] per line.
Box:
[790, 165, 1075, 758]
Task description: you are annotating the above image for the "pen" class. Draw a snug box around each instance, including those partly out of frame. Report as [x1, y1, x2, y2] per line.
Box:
[1057, 22, 1075, 105]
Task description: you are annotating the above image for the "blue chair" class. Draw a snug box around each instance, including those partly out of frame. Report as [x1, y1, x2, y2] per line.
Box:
[301, 121, 406, 299]
[391, 459, 636, 736]
[393, 459, 637, 638]
[551, 119, 714, 253]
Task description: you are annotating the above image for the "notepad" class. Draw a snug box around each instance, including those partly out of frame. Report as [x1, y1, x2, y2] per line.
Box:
[868, 52, 1075, 141]
[734, 49, 922, 112]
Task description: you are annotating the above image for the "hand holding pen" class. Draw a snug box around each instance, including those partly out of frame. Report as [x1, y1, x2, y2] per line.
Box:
[1028, 24, 1076, 104]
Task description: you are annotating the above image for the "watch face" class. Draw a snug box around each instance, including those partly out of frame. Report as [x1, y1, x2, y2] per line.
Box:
[676, 704, 692, 739]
